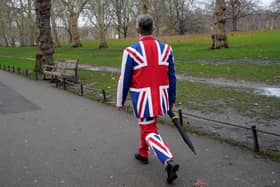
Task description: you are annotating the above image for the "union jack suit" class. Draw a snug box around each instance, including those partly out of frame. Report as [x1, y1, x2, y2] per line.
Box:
[116, 36, 176, 118]
[117, 36, 177, 164]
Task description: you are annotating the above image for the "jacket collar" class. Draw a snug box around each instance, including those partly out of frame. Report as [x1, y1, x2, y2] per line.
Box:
[139, 35, 155, 41]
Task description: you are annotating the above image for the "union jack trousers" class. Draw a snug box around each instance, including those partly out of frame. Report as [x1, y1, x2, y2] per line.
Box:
[139, 117, 173, 164]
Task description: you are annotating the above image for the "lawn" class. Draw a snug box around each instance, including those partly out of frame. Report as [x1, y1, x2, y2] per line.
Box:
[78, 70, 280, 122]
[0, 30, 279, 84]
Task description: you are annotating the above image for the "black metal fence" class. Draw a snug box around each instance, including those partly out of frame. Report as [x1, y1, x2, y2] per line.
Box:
[1, 64, 279, 153]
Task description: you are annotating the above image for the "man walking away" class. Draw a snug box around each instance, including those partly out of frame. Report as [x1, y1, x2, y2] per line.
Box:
[116, 14, 178, 184]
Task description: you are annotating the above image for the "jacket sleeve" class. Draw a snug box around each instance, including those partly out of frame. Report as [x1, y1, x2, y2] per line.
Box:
[168, 47, 176, 105]
[116, 49, 133, 107]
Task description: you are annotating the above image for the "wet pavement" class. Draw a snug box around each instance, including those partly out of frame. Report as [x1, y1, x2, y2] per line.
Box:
[0, 70, 279, 187]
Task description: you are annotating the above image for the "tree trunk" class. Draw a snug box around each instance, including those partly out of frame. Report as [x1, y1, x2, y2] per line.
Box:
[16, 20, 25, 47]
[141, 0, 149, 14]
[232, 16, 238, 31]
[96, 0, 107, 48]
[27, 0, 35, 46]
[1, 21, 9, 47]
[211, 0, 229, 49]
[115, 0, 122, 39]
[35, 0, 54, 72]
[51, 14, 60, 47]
[70, 14, 82, 48]
[51, 1, 60, 47]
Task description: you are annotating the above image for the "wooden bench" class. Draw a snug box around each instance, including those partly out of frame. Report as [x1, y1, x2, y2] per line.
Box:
[43, 59, 79, 82]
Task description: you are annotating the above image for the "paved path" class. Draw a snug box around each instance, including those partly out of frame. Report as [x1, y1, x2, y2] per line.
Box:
[0, 70, 279, 187]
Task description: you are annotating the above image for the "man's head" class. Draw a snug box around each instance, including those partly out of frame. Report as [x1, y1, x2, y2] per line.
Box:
[136, 14, 154, 36]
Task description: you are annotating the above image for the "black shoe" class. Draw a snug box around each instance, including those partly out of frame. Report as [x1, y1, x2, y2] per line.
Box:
[134, 153, 149, 164]
[166, 160, 179, 184]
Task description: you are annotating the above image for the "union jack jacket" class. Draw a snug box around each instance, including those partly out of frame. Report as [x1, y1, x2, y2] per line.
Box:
[117, 36, 176, 118]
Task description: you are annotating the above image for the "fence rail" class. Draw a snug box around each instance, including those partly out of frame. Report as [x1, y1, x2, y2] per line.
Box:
[1, 64, 279, 153]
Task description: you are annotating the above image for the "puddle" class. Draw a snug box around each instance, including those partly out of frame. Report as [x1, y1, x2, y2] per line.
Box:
[79, 65, 120, 73]
[257, 88, 280, 98]
[78, 64, 280, 98]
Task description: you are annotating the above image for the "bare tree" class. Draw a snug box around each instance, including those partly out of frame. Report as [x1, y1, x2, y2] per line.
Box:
[226, 0, 258, 31]
[61, 0, 89, 47]
[35, 0, 54, 72]
[96, 0, 107, 48]
[51, 0, 60, 47]
[165, 0, 193, 35]
[113, 0, 137, 38]
[150, 0, 166, 35]
[211, 0, 229, 49]
[85, 0, 113, 48]
[141, 0, 149, 14]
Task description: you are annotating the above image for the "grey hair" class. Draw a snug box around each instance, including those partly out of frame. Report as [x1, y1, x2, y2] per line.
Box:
[136, 14, 154, 35]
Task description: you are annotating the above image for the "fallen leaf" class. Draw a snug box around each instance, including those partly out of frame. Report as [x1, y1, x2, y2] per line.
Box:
[193, 179, 207, 187]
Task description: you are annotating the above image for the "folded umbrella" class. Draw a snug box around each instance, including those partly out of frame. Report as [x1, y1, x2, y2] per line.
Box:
[168, 110, 196, 155]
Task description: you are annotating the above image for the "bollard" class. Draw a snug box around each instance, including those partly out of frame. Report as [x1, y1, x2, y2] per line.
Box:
[178, 109, 184, 127]
[0, 64, 2, 69]
[25, 69, 28, 77]
[12, 66, 15, 73]
[17, 67, 21, 75]
[102, 89, 107, 102]
[80, 83, 84, 96]
[251, 125, 260, 152]
[8, 65, 10, 72]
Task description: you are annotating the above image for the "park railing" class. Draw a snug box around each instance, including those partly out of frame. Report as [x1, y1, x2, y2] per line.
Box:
[1, 64, 279, 154]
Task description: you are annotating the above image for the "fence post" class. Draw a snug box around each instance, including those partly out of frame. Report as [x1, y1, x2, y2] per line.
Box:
[35, 70, 39, 80]
[178, 109, 183, 126]
[251, 125, 260, 152]
[102, 89, 107, 102]
[63, 78, 66, 90]
[80, 83, 84, 96]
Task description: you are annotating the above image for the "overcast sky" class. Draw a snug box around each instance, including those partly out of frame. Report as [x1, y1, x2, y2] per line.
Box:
[260, 0, 274, 6]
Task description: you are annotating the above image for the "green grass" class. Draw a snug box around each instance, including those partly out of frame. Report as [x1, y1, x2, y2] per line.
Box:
[0, 30, 280, 62]
[176, 80, 280, 120]
[0, 56, 34, 69]
[176, 61, 280, 84]
[168, 30, 280, 60]
[78, 70, 280, 121]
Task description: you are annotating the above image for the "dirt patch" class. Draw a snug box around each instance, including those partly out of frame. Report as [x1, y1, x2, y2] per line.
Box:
[179, 107, 280, 152]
